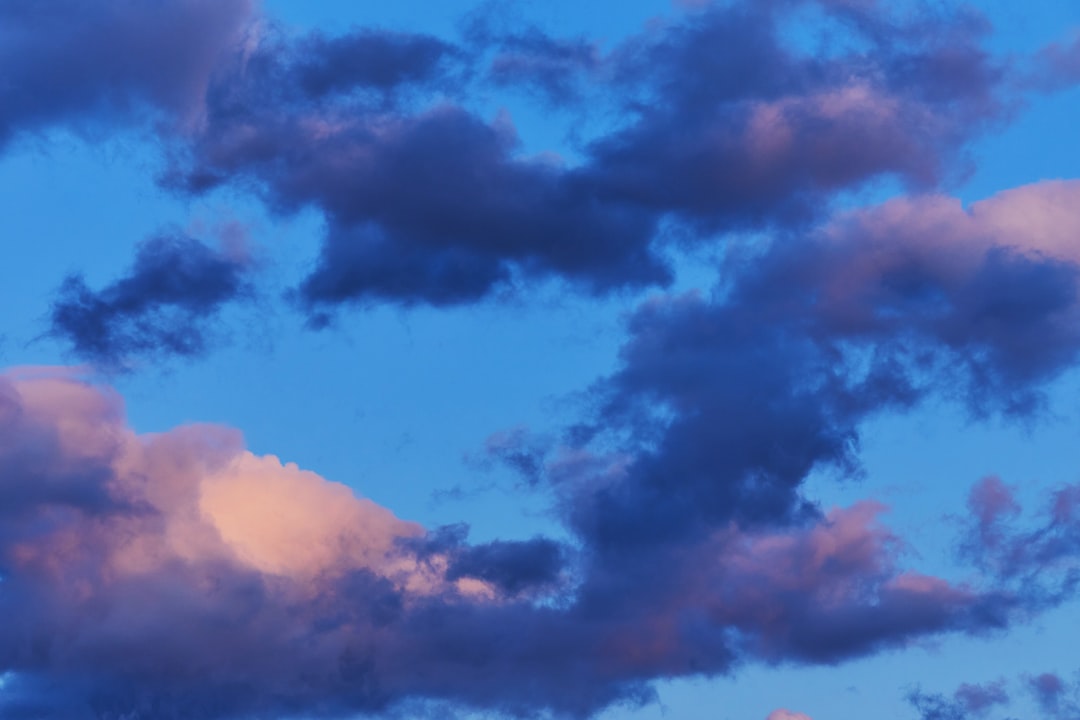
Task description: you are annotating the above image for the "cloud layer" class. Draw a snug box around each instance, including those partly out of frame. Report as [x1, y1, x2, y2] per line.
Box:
[3, 0, 1080, 717]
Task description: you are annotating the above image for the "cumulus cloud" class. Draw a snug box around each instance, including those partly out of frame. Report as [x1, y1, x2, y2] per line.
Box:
[584, 0, 1002, 227]
[0, 368, 499, 718]
[49, 231, 256, 368]
[0, 368, 1022, 719]
[0, 0, 1038, 319]
[158, 0, 1010, 312]
[628, 501, 998, 667]
[5, 0, 1080, 716]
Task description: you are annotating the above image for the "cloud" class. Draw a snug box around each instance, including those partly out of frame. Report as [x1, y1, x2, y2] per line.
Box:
[1030, 31, 1080, 92]
[445, 537, 567, 597]
[49, 231, 255, 368]
[959, 474, 1080, 608]
[175, 102, 667, 315]
[157, 0, 1010, 312]
[0, 368, 1024, 719]
[452, 179, 1080, 684]
[0, 0, 254, 146]
[1027, 672, 1080, 719]
[483, 27, 602, 105]
[584, 0, 1003, 229]
[0, 368, 497, 718]
[528, 181, 1080, 568]
[907, 679, 1009, 720]
[732, 180, 1080, 409]
[4, 1, 1080, 716]
[767, 711, 813, 720]
[651, 502, 994, 665]
[288, 29, 459, 99]
[0, 0, 1027, 315]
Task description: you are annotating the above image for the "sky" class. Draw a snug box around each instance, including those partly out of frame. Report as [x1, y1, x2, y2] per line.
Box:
[1, 1, 1080, 719]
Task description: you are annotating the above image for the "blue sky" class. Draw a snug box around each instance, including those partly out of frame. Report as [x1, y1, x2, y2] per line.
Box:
[1, 1, 1080, 719]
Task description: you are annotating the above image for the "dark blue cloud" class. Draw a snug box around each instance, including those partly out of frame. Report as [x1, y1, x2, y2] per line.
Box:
[159, 0, 1010, 313]
[554, 194, 1080, 555]
[0, 370, 1029, 720]
[50, 233, 254, 367]
[0, 0, 253, 147]
[446, 537, 566, 596]
[292, 30, 458, 98]
[907, 679, 1010, 720]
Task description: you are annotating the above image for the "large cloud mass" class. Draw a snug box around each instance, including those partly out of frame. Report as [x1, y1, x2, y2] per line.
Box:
[172, 0, 1007, 313]
[536, 180, 1080, 563]
[0, 0, 1019, 325]
[0, 368, 1028, 719]
[3, 0, 1080, 717]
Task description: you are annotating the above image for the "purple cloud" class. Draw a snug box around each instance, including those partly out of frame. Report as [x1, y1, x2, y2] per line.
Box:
[1027, 672, 1080, 719]
[0, 0, 1034, 324]
[960, 474, 1080, 608]
[159, 0, 1012, 312]
[533, 181, 1080, 566]
[3, 1, 1080, 717]
[0, 369, 1023, 719]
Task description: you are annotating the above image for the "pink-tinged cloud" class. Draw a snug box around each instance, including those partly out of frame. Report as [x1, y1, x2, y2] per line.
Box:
[538, 179, 1080, 609]
[954, 679, 1010, 713]
[796, 180, 1080, 330]
[767, 710, 813, 720]
[0, 368, 1025, 719]
[961, 475, 1080, 596]
[685, 503, 979, 662]
[720, 179, 1080, 415]
[155, 0, 1009, 313]
[1, 368, 561, 718]
[0, 0, 1019, 323]
[0, 368, 471, 594]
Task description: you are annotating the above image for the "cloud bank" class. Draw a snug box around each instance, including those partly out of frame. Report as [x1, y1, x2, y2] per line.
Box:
[3, 0, 1080, 717]
[0, 0, 1031, 338]
[0, 368, 1037, 719]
